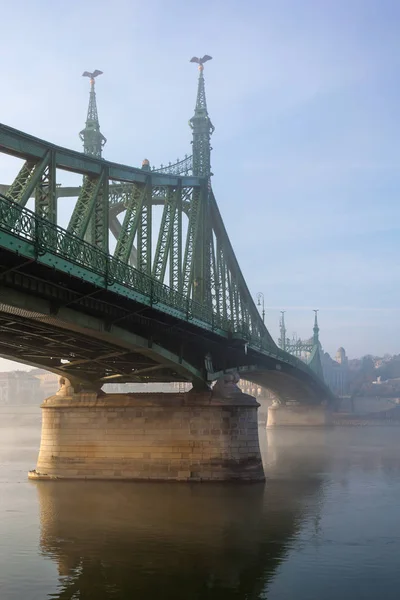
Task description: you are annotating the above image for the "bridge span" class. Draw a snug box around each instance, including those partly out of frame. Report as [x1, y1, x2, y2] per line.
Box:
[0, 60, 333, 481]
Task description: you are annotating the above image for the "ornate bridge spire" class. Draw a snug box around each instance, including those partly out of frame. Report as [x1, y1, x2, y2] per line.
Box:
[189, 55, 215, 177]
[313, 309, 320, 345]
[279, 311, 287, 351]
[80, 70, 107, 158]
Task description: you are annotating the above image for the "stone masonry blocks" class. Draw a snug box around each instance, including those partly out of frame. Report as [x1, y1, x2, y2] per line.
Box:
[29, 392, 265, 482]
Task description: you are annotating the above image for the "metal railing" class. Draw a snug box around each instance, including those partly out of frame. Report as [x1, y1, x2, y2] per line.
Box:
[152, 155, 193, 176]
[0, 193, 320, 378]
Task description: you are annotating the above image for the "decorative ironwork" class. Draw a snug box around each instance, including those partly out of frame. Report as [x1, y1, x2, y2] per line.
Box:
[278, 309, 325, 380]
[189, 57, 214, 177]
[113, 181, 146, 264]
[152, 155, 193, 176]
[0, 53, 330, 392]
[80, 70, 106, 157]
[0, 192, 287, 358]
[67, 173, 106, 243]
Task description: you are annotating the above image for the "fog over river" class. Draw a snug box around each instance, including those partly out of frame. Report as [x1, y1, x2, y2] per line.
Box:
[1, 407, 400, 599]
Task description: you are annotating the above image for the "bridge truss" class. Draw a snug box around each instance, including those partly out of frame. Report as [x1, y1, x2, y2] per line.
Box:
[0, 61, 329, 397]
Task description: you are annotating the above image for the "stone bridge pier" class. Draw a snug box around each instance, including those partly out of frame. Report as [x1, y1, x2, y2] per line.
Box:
[29, 375, 265, 482]
[242, 370, 332, 428]
[263, 373, 332, 427]
[267, 402, 331, 427]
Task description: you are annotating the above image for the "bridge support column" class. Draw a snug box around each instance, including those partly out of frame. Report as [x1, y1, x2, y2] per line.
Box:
[267, 403, 331, 427]
[29, 383, 264, 482]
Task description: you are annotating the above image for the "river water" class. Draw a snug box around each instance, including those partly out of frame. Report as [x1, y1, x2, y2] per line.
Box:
[1, 408, 400, 599]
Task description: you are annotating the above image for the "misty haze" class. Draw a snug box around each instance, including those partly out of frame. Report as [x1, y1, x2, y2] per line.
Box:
[1, 0, 400, 599]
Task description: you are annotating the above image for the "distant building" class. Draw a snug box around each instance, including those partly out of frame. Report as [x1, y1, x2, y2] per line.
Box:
[335, 347, 348, 366]
[322, 347, 349, 396]
[0, 371, 42, 405]
[0, 369, 62, 405]
[32, 370, 60, 397]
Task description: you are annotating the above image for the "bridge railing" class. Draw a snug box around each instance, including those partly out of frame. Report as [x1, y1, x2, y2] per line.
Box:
[152, 155, 193, 176]
[0, 194, 232, 333]
[0, 194, 328, 384]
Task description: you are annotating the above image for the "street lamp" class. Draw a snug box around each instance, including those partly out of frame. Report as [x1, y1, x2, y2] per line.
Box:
[256, 292, 265, 323]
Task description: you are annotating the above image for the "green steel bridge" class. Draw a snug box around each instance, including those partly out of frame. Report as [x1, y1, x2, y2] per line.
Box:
[0, 60, 331, 404]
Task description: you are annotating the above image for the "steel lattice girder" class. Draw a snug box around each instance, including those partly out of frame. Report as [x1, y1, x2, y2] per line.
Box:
[113, 181, 146, 263]
[89, 166, 109, 251]
[137, 178, 152, 275]
[34, 150, 57, 223]
[0, 123, 278, 356]
[169, 186, 183, 291]
[182, 185, 203, 297]
[152, 183, 180, 282]
[67, 171, 106, 243]
[0, 312, 186, 385]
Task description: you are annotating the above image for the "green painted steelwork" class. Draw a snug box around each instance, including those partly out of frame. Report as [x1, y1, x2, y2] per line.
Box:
[0, 190, 325, 385]
[278, 309, 325, 381]
[189, 61, 214, 178]
[152, 155, 193, 176]
[90, 166, 109, 251]
[78, 72, 108, 250]
[182, 185, 203, 298]
[0, 286, 206, 387]
[67, 173, 106, 242]
[137, 176, 152, 276]
[5, 150, 58, 224]
[80, 71, 106, 158]
[114, 181, 146, 263]
[0, 58, 330, 395]
[152, 183, 181, 284]
[35, 150, 57, 223]
[7, 159, 37, 205]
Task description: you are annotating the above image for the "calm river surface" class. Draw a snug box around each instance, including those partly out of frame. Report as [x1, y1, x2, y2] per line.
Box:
[1, 407, 400, 599]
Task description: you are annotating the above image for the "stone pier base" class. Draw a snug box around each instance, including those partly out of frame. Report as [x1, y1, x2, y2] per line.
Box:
[28, 391, 264, 482]
[267, 403, 331, 427]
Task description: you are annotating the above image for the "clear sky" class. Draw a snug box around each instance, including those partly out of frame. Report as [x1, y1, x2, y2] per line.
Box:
[1, 0, 400, 371]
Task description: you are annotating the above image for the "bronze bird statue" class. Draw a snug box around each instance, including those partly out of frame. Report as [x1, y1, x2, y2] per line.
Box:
[190, 55, 212, 66]
[82, 70, 103, 79]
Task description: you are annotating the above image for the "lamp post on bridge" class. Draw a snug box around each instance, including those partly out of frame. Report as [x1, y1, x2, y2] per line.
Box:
[256, 292, 265, 323]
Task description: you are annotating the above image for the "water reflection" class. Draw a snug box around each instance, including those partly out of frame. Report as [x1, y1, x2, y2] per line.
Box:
[34, 430, 330, 599]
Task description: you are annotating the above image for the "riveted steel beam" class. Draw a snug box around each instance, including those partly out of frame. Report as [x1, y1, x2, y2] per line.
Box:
[113, 179, 148, 264]
[182, 185, 203, 298]
[152, 182, 181, 283]
[170, 185, 184, 291]
[137, 176, 152, 275]
[34, 150, 57, 223]
[67, 170, 106, 241]
[89, 167, 109, 252]
[7, 151, 52, 210]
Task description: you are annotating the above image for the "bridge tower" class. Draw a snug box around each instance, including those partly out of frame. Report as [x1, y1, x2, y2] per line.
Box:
[308, 309, 324, 381]
[189, 56, 215, 305]
[189, 55, 215, 178]
[80, 70, 107, 158]
[278, 311, 287, 351]
[313, 309, 319, 345]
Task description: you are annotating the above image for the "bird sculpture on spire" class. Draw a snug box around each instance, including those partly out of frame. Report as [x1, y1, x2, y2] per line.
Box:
[190, 55, 212, 70]
[82, 70, 103, 83]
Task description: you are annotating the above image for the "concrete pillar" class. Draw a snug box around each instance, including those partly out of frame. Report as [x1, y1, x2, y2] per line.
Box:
[28, 390, 265, 482]
[267, 403, 331, 427]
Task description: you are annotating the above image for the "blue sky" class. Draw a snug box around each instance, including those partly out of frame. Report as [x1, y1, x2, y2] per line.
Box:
[1, 0, 400, 371]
